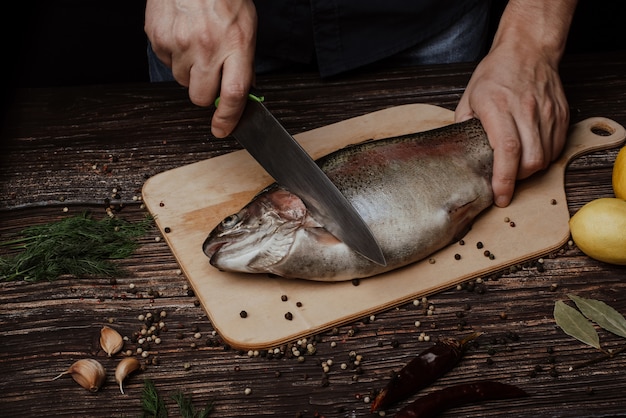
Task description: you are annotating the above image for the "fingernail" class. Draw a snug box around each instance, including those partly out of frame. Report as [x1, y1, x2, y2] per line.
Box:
[495, 195, 510, 207]
[212, 127, 226, 138]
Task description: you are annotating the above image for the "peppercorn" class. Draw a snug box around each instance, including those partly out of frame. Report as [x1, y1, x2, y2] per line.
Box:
[285, 312, 293, 321]
[239, 310, 248, 318]
[476, 241, 484, 249]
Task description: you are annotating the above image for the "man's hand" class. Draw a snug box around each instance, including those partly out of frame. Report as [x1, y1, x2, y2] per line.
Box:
[145, 0, 257, 138]
[455, 0, 577, 207]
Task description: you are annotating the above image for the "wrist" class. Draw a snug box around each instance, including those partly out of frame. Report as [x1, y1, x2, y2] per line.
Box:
[491, 0, 577, 66]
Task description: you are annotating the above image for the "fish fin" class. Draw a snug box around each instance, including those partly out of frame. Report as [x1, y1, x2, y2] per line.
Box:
[248, 225, 297, 270]
[306, 227, 343, 245]
[448, 196, 480, 241]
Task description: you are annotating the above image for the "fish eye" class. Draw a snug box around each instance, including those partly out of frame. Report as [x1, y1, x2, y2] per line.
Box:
[221, 214, 240, 229]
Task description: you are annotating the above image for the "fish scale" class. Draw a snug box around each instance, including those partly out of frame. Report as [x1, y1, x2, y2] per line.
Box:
[203, 119, 494, 281]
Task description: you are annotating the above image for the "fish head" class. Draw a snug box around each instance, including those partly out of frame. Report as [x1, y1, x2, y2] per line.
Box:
[203, 185, 316, 274]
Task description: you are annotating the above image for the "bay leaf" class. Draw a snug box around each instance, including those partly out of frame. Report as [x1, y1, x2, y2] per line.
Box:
[554, 300, 601, 350]
[569, 294, 626, 339]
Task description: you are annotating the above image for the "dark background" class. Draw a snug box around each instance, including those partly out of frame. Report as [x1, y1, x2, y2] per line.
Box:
[3, 0, 625, 89]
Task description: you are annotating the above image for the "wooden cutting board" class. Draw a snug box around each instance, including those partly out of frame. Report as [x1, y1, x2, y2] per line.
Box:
[142, 104, 625, 350]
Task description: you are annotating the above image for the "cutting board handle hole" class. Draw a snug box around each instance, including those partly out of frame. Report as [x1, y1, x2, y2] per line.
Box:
[590, 123, 615, 137]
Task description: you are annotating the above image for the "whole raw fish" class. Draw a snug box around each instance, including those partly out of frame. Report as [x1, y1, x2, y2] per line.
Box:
[203, 119, 493, 281]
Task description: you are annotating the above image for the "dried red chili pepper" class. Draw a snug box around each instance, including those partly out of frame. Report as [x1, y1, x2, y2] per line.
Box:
[395, 380, 528, 418]
[370, 332, 481, 412]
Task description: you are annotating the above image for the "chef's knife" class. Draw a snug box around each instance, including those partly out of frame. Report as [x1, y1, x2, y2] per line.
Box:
[219, 92, 386, 266]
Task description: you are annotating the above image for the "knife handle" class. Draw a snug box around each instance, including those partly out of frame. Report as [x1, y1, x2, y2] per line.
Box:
[214, 89, 265, 108]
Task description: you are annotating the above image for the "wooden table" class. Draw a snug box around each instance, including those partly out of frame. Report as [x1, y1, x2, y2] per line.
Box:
[1, 51, 626, 417]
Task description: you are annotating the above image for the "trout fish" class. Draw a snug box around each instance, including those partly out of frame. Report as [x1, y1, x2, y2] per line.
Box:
[203, 119, 493, 281]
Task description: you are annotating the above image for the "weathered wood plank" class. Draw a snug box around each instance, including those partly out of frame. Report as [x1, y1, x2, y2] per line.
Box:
[1, 52, 626, 417]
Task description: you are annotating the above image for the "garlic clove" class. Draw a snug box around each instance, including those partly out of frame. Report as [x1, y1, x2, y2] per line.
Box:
[52, 358, 106, 393]
[100, 325, 124, 357]
[115, 357, 142, 394]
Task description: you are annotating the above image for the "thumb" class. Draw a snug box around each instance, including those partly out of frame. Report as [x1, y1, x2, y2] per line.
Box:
[454, 94, 475, 123]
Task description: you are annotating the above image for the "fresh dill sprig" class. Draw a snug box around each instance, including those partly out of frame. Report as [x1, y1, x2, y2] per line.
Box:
[141, 379, 169, 418]
[172, 390, 214, 418]
[0, 213, 153, 282]
[141, 379, 214, 418]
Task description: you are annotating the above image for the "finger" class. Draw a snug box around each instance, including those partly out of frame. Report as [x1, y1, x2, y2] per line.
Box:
[515, 118, 546, 180]
[454, 93, 475, 123]
[481, 115, 521, 207]
[211, 54, 254, 138]
[187, 60, 221, 107]
[170, 52, 193, 88]
[550, 102, 570, 160]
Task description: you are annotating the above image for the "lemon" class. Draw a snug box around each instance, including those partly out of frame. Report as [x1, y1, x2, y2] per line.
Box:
[569, 198, 626, 265]
[614, 145, 626, 199]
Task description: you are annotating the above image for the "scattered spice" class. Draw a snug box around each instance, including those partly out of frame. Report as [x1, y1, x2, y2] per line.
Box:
[285, 312, 293, 321]
[454, 254, 461, 260]
[476, 241, 484, 249]
[239, 310, 248, 318]
[281, 295, 288, 302]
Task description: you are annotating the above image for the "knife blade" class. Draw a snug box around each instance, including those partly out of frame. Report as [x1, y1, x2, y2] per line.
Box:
[222, 93, 386, 266]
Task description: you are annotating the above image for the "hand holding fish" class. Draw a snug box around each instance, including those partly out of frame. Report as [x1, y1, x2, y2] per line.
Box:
[144, 0, 257, 138]
[455, 0, 577, 207]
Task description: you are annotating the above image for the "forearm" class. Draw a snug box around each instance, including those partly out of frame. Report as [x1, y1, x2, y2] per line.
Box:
[492, 0, 578, 66]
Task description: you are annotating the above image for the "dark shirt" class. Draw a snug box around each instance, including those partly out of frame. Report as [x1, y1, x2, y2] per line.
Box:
[255, 0, 482, 77]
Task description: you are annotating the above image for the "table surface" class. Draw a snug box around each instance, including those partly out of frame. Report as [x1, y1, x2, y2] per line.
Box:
[1, 51, 626, 418]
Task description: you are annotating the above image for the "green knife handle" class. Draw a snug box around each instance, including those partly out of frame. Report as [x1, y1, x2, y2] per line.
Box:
[214, 89, 264, 107]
